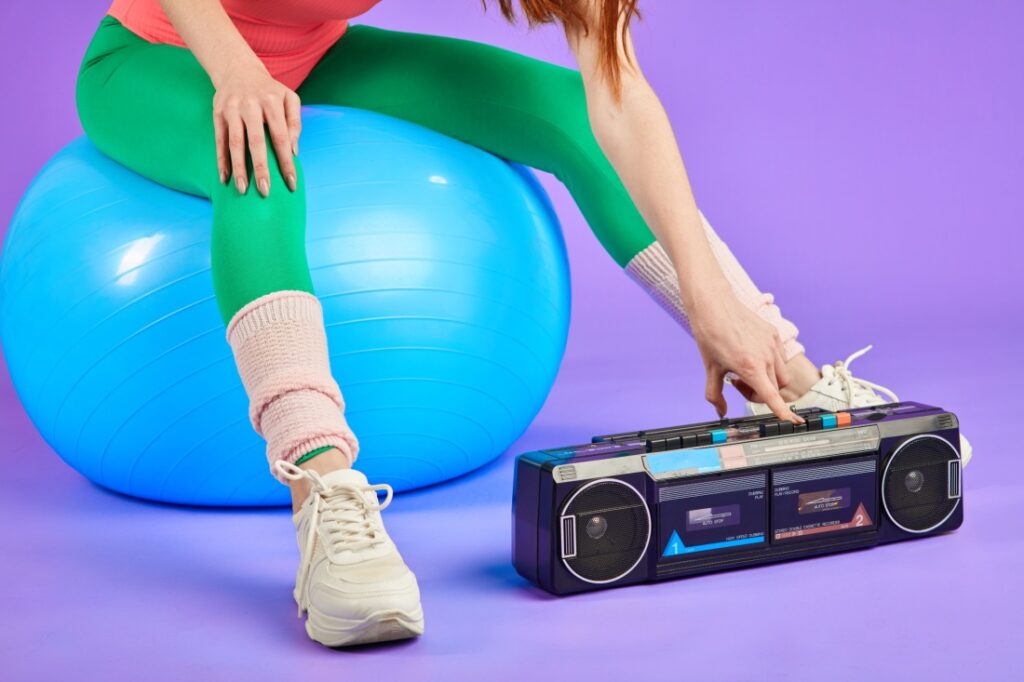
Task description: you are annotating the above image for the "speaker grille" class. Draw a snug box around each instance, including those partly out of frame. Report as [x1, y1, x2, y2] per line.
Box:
[883, 435, 961, 533]
[561, 479, 650, 584]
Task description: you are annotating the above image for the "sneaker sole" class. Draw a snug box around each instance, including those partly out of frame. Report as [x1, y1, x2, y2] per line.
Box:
[305, 603, 425, 648]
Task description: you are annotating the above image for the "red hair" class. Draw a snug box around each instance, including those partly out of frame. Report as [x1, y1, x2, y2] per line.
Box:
[485, 1, 641, 97]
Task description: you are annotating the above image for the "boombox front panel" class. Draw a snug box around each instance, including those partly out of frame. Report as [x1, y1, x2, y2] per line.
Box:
[514, 402, 964, 595]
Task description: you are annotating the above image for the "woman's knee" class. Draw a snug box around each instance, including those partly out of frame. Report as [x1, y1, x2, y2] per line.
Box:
[217, 141, 305, 217]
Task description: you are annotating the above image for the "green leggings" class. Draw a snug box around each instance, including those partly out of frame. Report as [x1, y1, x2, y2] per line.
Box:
[75, 15, 658, 326]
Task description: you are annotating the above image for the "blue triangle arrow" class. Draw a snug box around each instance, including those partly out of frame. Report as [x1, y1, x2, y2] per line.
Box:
[663, 530, 685, 557]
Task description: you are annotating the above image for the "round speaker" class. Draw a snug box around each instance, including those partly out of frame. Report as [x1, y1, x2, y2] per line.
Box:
[560, 478, 650, 584]
[882, 434, 961, 533]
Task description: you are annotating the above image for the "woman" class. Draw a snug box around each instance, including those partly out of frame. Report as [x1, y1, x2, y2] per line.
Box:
[75, 0, 962, 648]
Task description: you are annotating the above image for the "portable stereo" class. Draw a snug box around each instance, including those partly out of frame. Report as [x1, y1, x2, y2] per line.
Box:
[512, 401, 963, 595]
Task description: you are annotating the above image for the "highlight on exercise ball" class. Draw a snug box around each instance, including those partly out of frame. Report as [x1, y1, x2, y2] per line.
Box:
[0, 105, 571, 506]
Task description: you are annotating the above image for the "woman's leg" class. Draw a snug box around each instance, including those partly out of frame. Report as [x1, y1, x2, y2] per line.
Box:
[298, 25, 809, 369]
[74, 16, 426, 648]
[75, 15, 356, 481]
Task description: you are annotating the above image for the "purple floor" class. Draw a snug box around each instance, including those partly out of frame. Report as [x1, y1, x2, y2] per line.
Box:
[3, 1, 1022, 680]
[1, 283, 1020, 680]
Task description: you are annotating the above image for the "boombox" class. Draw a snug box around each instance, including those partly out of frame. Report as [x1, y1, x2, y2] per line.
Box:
[512, 401, 963, 595]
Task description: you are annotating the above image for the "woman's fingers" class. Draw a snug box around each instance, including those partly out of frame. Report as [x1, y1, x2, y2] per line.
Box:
[263, 99, 297, 192]
[213, 73, 301, 197]
[766, 357, 780, 393]
[729, 375, 758, 402]
[746, 367, 802, 424]
[213, 109, 229, 185]
[773, 338, 791, 389]
[226, 109, 248, 195]
[284, 91, 302, 157]
[704, 366, 728, 418]
[243, 103, 271, 197]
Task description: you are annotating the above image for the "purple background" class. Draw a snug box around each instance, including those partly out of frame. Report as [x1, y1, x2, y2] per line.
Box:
[1, 1, 1021, 680]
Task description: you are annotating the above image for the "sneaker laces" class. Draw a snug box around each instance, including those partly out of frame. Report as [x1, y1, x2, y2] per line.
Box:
[274, 460, 394, 615]
[825, 345, 900, 407]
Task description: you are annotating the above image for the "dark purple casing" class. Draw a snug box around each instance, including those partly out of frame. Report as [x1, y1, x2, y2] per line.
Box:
[512, 402, 963, 595]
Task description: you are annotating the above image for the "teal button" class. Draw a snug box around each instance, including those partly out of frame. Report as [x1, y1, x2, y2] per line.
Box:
[821, 414, 838, 429]
[710, 429, 727, 444]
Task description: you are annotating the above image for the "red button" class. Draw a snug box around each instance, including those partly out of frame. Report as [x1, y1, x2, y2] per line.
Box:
[835, 412, 852, 427]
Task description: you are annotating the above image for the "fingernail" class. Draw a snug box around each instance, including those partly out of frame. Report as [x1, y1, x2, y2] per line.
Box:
[286, 173, 296, 192]
[219, 170, 227, 184]
[236, 177, 247, 194]
[292, 141, 298, 156]
[258, 178, 270, 197]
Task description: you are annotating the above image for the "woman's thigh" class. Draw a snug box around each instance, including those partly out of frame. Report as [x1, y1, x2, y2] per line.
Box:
[76, 16, 312, 324]
[298, 24, 654, 267]
[76, 15, 220, 197]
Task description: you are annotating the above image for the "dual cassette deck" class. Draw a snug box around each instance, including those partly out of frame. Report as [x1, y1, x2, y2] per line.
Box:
[512, 402, 963, 595]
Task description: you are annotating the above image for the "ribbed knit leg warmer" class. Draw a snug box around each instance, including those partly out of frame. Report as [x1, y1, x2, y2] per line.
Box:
[625, 210, 805, 362]
[225, 290, 359, 484]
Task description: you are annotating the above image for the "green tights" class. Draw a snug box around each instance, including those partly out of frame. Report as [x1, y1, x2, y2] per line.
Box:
[75, 15, 658, 327]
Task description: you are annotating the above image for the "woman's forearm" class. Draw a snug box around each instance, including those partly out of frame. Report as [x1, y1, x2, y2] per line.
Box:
[586, 75, 731, 312]
[565, 6, 732, 314]
[158, 0, 265, 86]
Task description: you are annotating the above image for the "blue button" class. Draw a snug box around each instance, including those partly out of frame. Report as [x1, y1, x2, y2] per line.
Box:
[821, 414, 838, 429]
[710, 429, 727, 444]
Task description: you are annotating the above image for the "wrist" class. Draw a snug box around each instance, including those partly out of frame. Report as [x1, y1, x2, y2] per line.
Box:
[208, 51, 267, 89]
[679, 271, 732, 320]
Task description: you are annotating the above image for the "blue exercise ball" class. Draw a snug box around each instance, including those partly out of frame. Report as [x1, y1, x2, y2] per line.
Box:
[0, 105, 571, 506]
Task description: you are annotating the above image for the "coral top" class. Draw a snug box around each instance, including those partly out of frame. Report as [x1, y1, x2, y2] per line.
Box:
[107, 0, 382, 90]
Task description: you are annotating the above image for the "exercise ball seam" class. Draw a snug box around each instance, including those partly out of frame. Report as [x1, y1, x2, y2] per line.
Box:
[317, 286, 566, 349]
[312, 255, 566, 316]
[21, 265, 214, 408]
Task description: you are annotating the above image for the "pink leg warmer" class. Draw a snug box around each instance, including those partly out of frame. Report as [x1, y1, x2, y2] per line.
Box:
[625, 210, 805, 362]
[225, 290, 359, 484]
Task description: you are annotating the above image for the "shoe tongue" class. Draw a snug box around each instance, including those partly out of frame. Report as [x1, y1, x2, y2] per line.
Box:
[319, 467, 369, 488]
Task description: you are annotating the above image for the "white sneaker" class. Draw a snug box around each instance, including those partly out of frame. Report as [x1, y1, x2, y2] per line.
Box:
[275, 461, 425, 647]
[741, 345, 972, 467]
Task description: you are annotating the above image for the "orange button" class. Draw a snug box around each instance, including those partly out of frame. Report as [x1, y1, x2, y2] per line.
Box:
[835, 412, 852, 427]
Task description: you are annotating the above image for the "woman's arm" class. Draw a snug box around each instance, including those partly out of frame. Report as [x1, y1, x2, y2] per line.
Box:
[565, 1, 801, 422]
[158, 0, 300, 197]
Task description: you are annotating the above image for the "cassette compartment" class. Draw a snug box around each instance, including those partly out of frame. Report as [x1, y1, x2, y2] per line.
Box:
[656, 472, 768, 563]
[771, 455, 879, 542]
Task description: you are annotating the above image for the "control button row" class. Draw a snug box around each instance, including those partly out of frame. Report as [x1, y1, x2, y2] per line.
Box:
[646, 426, 732, 451]
[647, 410, 854, 451]
[647, 433, 699, 452]
[759, 411, 852, 437]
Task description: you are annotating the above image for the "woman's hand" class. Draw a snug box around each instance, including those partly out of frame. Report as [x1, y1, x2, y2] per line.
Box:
[212, 63, 301, 197]
[156, 0, 301, 197]
[689, 286, 803, 424]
